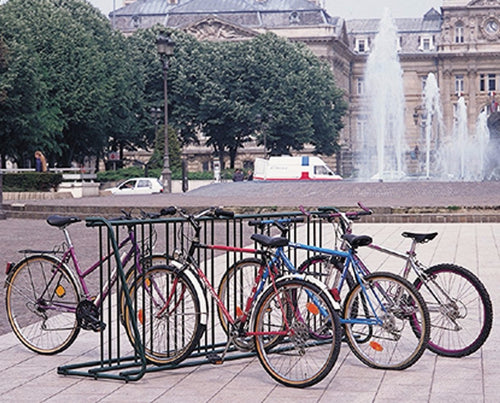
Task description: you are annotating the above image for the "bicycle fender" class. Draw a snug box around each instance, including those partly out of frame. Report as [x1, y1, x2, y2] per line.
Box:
[4, 255, 84, 298]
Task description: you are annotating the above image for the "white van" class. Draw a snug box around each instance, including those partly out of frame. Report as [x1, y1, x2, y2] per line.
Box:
[253, 156, 342, 181]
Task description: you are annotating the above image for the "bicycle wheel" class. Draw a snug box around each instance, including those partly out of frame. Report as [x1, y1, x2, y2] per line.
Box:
[124, 265, 204, 366]
[5, 255, 81, 354]
[119, 253, 169, 323]
[298, 254, 355, 302]
[217, 258, 265, 350]
[343, 271, 430, 370]
[253, 277, 341, 388]
[413, 263, 493, 357]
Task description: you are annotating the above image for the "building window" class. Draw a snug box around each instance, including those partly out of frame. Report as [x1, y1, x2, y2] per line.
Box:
[419, 35, 434, 51]
[421, 76, 428, 92]
[356, 117, 367, 139]
[355, 38, 369, 53]
[357, 78, 365, 95]
[455, 75, 464, 95]
[488, 74, 496, 91]
[455, 22, 464, 43]
[480, 74, 485, 92]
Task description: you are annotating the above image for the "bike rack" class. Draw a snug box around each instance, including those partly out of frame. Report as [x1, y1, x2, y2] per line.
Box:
[57, 212, 328, 382]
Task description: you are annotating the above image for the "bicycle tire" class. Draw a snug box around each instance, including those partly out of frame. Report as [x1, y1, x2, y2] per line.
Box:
[253, 277, 342, 388]
[413, 263, 493, 357]
[297, 254, 355, 303]
[343, 271, 430, 370]
[124, 265, 204, 366]
[5, 255, 81, 354]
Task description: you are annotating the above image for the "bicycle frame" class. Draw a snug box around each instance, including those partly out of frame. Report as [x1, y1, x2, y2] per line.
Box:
[22, 223, 148, 314]
[273, 242, 386, 326]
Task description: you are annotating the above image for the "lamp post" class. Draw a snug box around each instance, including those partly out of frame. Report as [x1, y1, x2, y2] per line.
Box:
[156, 32, 175, 193]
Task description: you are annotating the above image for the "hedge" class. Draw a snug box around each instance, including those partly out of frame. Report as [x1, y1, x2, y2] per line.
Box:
[3, 172, 63, 192]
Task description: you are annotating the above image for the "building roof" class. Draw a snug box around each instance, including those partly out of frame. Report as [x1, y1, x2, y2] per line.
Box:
[113, 0, 323, 16]
[347, 8, 442, 34]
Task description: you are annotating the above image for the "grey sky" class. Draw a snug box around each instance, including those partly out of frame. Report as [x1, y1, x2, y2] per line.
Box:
[89, 0, 444, 19]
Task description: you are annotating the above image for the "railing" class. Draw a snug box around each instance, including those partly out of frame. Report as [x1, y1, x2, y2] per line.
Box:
[57, 211, 328, 381]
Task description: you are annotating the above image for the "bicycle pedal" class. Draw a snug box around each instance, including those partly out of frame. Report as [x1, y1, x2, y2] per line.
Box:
[206, 353, 223, 365]
[91, 321, 106, 332]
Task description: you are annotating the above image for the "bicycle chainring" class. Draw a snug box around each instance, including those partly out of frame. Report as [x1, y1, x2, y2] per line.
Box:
[76, 300, 106, 332]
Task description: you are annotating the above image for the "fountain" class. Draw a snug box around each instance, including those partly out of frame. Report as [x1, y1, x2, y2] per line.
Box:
[357, 8, 406, 180]
[421, 73, 444, 179]
[435, 97, 490, 180]
[354, 10, 495, 181]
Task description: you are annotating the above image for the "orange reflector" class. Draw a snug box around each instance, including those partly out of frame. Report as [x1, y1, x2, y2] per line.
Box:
[145, 278, 151, 287]
[236, 306, 243, 318]
[370, 341, 383, 351]
[55, 285, 66, 298]
[307, 302, 320, 315]
[138, 309, 144, 325]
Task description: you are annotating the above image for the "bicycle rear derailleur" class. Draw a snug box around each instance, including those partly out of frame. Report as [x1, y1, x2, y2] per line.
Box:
[76, 300, 106, 332]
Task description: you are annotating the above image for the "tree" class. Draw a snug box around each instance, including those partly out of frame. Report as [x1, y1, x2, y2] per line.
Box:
[159, 31, 347, 168]
[0, 0, 145, 168]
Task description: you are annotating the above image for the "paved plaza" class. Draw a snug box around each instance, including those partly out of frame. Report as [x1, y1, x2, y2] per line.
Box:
[0, 181, 499, 402]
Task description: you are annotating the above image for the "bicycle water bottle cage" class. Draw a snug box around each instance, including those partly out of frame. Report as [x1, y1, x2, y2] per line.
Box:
[342, 234, 372, 249]
[251, 233, 289, 248]
[401, 232, 438, 243]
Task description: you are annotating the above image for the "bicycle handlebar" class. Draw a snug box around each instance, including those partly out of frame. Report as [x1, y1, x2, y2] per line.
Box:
[310, 202, 372, 221]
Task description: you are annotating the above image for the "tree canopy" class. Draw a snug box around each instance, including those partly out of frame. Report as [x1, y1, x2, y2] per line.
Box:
[1, 1, 347, 171]
[0, 0, 144, 167]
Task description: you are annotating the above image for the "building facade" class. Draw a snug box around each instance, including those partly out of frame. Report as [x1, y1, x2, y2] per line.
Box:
[113, 0, 500, 178]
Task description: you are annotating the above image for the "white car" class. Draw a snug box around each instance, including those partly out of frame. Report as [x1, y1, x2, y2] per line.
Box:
[110, 177, 163, 195]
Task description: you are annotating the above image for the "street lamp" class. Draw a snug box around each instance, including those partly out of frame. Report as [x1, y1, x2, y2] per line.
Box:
[156, 32, 175, 193]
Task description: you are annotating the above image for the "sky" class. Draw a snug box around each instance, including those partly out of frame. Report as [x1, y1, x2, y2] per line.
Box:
[88, 0, 444, 20]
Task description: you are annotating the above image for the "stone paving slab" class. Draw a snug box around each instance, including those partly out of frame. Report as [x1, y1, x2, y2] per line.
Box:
[0, 222, 498, 402]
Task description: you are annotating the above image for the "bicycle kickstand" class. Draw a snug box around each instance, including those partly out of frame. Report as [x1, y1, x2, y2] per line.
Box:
[206, 335, 235, 365]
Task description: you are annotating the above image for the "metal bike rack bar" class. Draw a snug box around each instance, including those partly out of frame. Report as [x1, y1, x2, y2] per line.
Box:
[57, 211, 326, 381]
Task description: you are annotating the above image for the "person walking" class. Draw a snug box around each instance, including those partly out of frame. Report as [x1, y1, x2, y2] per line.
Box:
[34, 151, 47, 172]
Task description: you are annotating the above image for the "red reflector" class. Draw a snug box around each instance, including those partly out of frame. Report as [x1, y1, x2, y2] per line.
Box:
[5, 262, 13, 275]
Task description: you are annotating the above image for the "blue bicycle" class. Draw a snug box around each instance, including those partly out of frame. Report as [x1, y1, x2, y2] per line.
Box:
[217, 217, 430, 370]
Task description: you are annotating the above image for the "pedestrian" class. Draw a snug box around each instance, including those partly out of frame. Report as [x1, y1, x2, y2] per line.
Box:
[246, 169, 253, 181]
[232, 168, 244, 182]
[34, 151, 47, 172]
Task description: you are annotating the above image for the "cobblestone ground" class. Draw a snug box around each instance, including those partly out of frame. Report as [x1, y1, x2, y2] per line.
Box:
[1, 180, 499, 335]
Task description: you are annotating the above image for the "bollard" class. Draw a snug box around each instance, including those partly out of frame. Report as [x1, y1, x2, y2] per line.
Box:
[0, 167, 5, 219]
[182, 159, 188, 192]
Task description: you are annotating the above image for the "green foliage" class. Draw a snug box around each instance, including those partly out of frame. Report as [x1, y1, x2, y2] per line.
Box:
[161, 31, 346, 168]
[148, 124, 181, 171]
[1, 5, 346, 175]
[3, 172, 63, 192]
[0, 0, 145, 167]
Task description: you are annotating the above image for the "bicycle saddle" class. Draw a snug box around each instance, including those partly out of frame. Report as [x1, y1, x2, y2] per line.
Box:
[251, 233, 289, 248]
[342, 234, 372, 248]
[47, 215, 81, 227]
[401, 232, 438, 243]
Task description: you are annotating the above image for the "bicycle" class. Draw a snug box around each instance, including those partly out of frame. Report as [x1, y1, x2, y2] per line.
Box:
[4, 210, 166, 355]
[125, 206, 342, 388]
[218, 215, 431, 370]
[299, 203, 493, 357]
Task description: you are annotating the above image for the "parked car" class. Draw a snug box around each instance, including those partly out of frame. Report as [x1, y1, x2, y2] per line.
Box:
[109, 177, 163, 195]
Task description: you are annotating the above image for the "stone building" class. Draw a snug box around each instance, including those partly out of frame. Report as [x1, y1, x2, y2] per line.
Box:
[113, 0, 500, 178]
